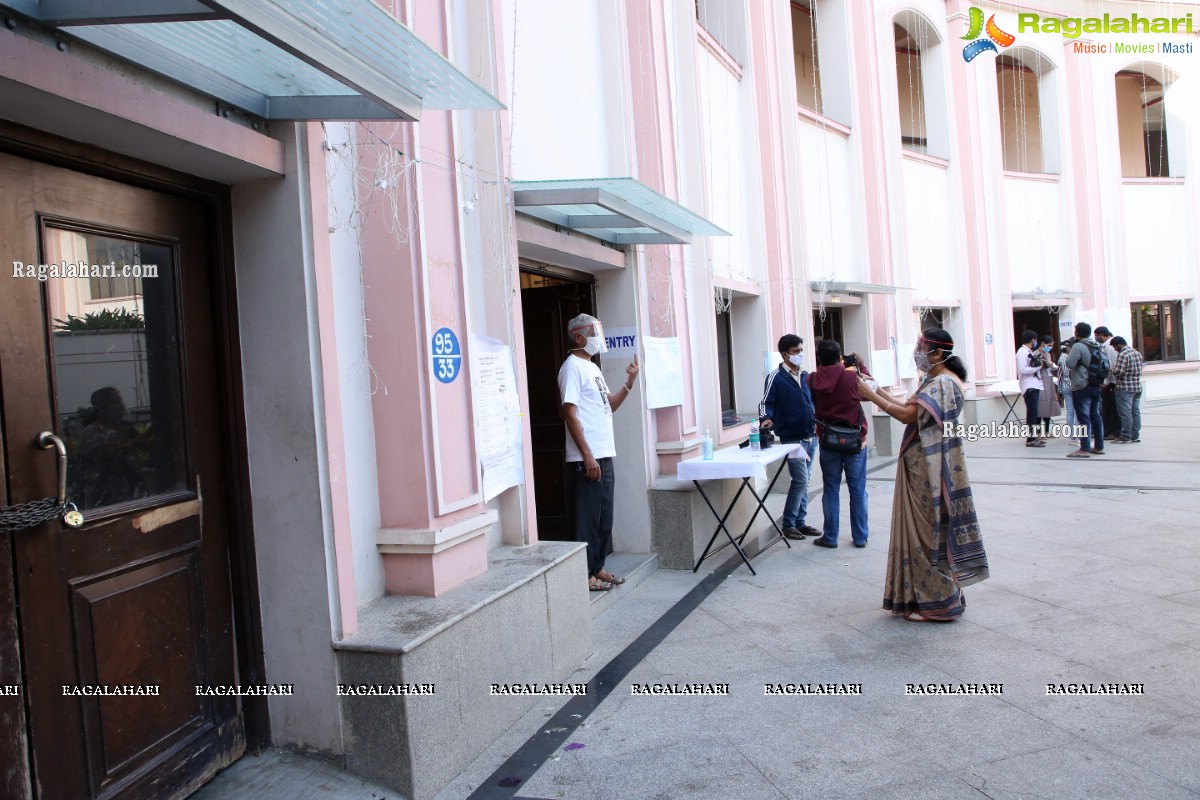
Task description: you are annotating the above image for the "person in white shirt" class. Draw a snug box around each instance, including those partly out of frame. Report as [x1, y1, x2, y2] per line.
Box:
[558, 314, 639, 592]
[1016, 330, 1046, 447]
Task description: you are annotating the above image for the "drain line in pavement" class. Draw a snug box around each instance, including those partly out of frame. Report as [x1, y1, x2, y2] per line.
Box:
[468, 456, 899, 800]
[466, 560, 736, 799]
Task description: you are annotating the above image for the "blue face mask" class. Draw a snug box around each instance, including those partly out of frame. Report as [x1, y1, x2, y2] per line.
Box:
[1043, 345, 1052, 352]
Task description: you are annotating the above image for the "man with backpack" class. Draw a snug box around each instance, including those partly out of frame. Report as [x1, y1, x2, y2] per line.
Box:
[1062, 322, 1109, 458]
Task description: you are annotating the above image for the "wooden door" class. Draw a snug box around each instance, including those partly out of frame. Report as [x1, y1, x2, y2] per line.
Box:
[0, 153, 243, 799]
[520, 278, 592, 541]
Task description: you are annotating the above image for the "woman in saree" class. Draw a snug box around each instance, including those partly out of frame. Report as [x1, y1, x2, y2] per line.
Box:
[855, 328, 989, 621]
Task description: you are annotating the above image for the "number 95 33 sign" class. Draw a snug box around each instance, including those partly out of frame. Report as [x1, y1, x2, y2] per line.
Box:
[431, 328, 462, 384]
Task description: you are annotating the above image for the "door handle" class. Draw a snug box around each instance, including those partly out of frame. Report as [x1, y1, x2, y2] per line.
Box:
[37, 431, 68, 505]
[0, 432, 81, 532]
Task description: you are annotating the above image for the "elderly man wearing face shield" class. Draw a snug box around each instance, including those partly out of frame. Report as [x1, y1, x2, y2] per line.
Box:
[558, 314, 640, 592]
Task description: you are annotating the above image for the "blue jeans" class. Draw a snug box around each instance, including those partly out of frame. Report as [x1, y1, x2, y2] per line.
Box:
[819, 445, 868, 545]
[780, 438, 817, 529]
[1061, 386, 1074, 428]
[1115, 389, 1141, 440]
[1072, 385, 1104, 451]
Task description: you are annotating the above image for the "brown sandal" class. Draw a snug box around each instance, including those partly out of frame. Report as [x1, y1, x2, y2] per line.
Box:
[597, 570, 625, 585]
[588, 577, 612, 592]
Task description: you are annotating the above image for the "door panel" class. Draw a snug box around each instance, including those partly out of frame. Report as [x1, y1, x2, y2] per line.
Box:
[0, 153, 243, 799]
[521, 279, 592, 541]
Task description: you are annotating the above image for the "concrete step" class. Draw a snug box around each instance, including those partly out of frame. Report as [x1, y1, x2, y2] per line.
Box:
[588, 551, 657, 619]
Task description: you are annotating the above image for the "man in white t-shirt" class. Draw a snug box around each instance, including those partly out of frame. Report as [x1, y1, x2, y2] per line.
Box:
[558, 313, 639, 593]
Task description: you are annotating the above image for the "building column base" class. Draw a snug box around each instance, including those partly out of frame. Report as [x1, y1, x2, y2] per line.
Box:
[378, 509, 497, 596]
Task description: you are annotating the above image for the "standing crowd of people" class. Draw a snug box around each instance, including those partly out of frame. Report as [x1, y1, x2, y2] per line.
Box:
[1018, 322, 1145, 457]
[554, 311, 1144, 621]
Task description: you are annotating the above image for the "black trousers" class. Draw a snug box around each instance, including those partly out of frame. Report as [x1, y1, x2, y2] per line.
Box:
[1101, 386, 1120, 436]
[570, 456, 615, 577]
[1023, 387, 1041, 441]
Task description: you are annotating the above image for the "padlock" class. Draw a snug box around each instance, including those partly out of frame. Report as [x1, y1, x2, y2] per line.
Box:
[63, 503, 84, 529]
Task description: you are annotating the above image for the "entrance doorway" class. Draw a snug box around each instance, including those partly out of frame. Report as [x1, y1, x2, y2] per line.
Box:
[520, 268, 595, 541]
[1013, 308, 1061, 349]
[0, 153, 244, 798]
[813, 307, 844, 344]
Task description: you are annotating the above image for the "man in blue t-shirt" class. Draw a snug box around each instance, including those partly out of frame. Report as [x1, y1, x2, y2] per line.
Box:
[759, 334, 818, 540]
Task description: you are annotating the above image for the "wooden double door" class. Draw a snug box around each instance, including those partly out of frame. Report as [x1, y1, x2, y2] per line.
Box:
[0, 152, 244, 798]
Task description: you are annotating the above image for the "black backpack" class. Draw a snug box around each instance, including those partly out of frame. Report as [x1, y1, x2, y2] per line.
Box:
[1084, 341, 1110, 387]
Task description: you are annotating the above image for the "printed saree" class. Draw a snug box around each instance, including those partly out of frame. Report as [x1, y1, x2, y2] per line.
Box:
[882, 373, 989, 620]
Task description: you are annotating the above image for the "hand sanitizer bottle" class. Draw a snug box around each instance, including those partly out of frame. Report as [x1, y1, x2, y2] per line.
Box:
[749, 420, 761, 452]
[702, 426, 714, 460]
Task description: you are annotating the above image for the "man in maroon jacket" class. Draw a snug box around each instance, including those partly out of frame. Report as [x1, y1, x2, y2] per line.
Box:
[807, 339, 870, 548]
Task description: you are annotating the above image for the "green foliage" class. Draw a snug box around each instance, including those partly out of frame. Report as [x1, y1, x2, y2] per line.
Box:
[53, 308, 145, 331]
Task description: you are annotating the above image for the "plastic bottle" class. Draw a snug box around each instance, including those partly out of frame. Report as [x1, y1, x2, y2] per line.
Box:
[702, 426, 714, 460]
[749, 420, 761, 452]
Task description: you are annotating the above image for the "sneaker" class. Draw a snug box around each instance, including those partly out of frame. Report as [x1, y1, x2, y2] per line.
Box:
[853, 542, 867, 548]
[1114, 437, 1132, 444]
[782, 527, 806, 540]
[1091, 449, 1106, 455]
[812, 538, 837, 548]
[1025, 440, 1046, 448]
[1067, 450, 1091, 458]
[1131, 438, 1141, 443]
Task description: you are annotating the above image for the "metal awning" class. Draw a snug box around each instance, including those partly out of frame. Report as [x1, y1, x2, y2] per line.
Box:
[0, 0, 504, 121]
[810, 282, 906, 295]
[513, 178, 729, 246]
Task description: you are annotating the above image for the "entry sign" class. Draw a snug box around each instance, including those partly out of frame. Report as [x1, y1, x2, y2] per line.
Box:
[432, 327, 462, 384]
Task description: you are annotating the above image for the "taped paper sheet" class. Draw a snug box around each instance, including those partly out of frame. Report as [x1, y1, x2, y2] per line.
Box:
[870, 349, 896, 387]
[897, 342, 917, 379]
[643, 336, 684, 409]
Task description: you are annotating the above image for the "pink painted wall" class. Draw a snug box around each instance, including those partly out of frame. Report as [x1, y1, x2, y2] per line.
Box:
[626, 0, 698, 451]
[946, 0, 998, 381]
[845, 0, 896, 355]
[748, 1, 798, 338]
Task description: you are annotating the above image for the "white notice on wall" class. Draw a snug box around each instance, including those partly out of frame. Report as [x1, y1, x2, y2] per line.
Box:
[643, 336, 684, 409]
[870, 349, 896, 387]
[471, 335, 525, 501]
[897, 342, 917, 380]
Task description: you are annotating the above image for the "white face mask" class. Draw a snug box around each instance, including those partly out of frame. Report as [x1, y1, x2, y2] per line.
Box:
[583, 336, 607, 356]
[788, 353, 804, 369]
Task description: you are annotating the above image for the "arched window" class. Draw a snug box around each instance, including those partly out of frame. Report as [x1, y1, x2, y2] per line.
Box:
[893, 11, 948, 159]
[1115, 67, 1177, 177]
[995, 49, 1060, 174]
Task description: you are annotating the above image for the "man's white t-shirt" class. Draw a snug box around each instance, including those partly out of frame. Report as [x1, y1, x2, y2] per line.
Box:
[558, 356, 616, 462]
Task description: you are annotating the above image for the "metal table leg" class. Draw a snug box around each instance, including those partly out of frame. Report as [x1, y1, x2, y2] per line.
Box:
[691, 478, 756, 574]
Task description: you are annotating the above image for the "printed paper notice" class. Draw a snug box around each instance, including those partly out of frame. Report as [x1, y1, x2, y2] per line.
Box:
[643, 336, 684, 409]
[471, 336, 525, 501]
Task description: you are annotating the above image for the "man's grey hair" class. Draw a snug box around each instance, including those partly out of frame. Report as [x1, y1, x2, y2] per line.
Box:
[566, 313, 600, 337]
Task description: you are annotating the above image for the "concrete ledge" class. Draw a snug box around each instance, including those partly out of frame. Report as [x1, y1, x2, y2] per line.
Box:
[334, 542, 591, 800]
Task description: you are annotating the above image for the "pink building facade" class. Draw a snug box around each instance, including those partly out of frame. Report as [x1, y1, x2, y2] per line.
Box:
[0, 0, 1197, 798]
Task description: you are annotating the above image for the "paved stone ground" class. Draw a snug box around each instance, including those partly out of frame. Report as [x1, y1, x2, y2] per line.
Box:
[202, 399, 1200, 800]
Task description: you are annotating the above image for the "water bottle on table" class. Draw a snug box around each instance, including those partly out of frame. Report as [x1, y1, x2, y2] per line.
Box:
[702, 426, 714, 460]
[749, 419, 761, 452]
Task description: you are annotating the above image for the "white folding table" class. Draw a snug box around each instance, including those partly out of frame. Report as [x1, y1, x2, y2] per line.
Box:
[677, 442, 808, 575]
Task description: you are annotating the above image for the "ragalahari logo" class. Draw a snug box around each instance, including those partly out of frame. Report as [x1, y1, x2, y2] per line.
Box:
[961, 7, 1016, 61]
